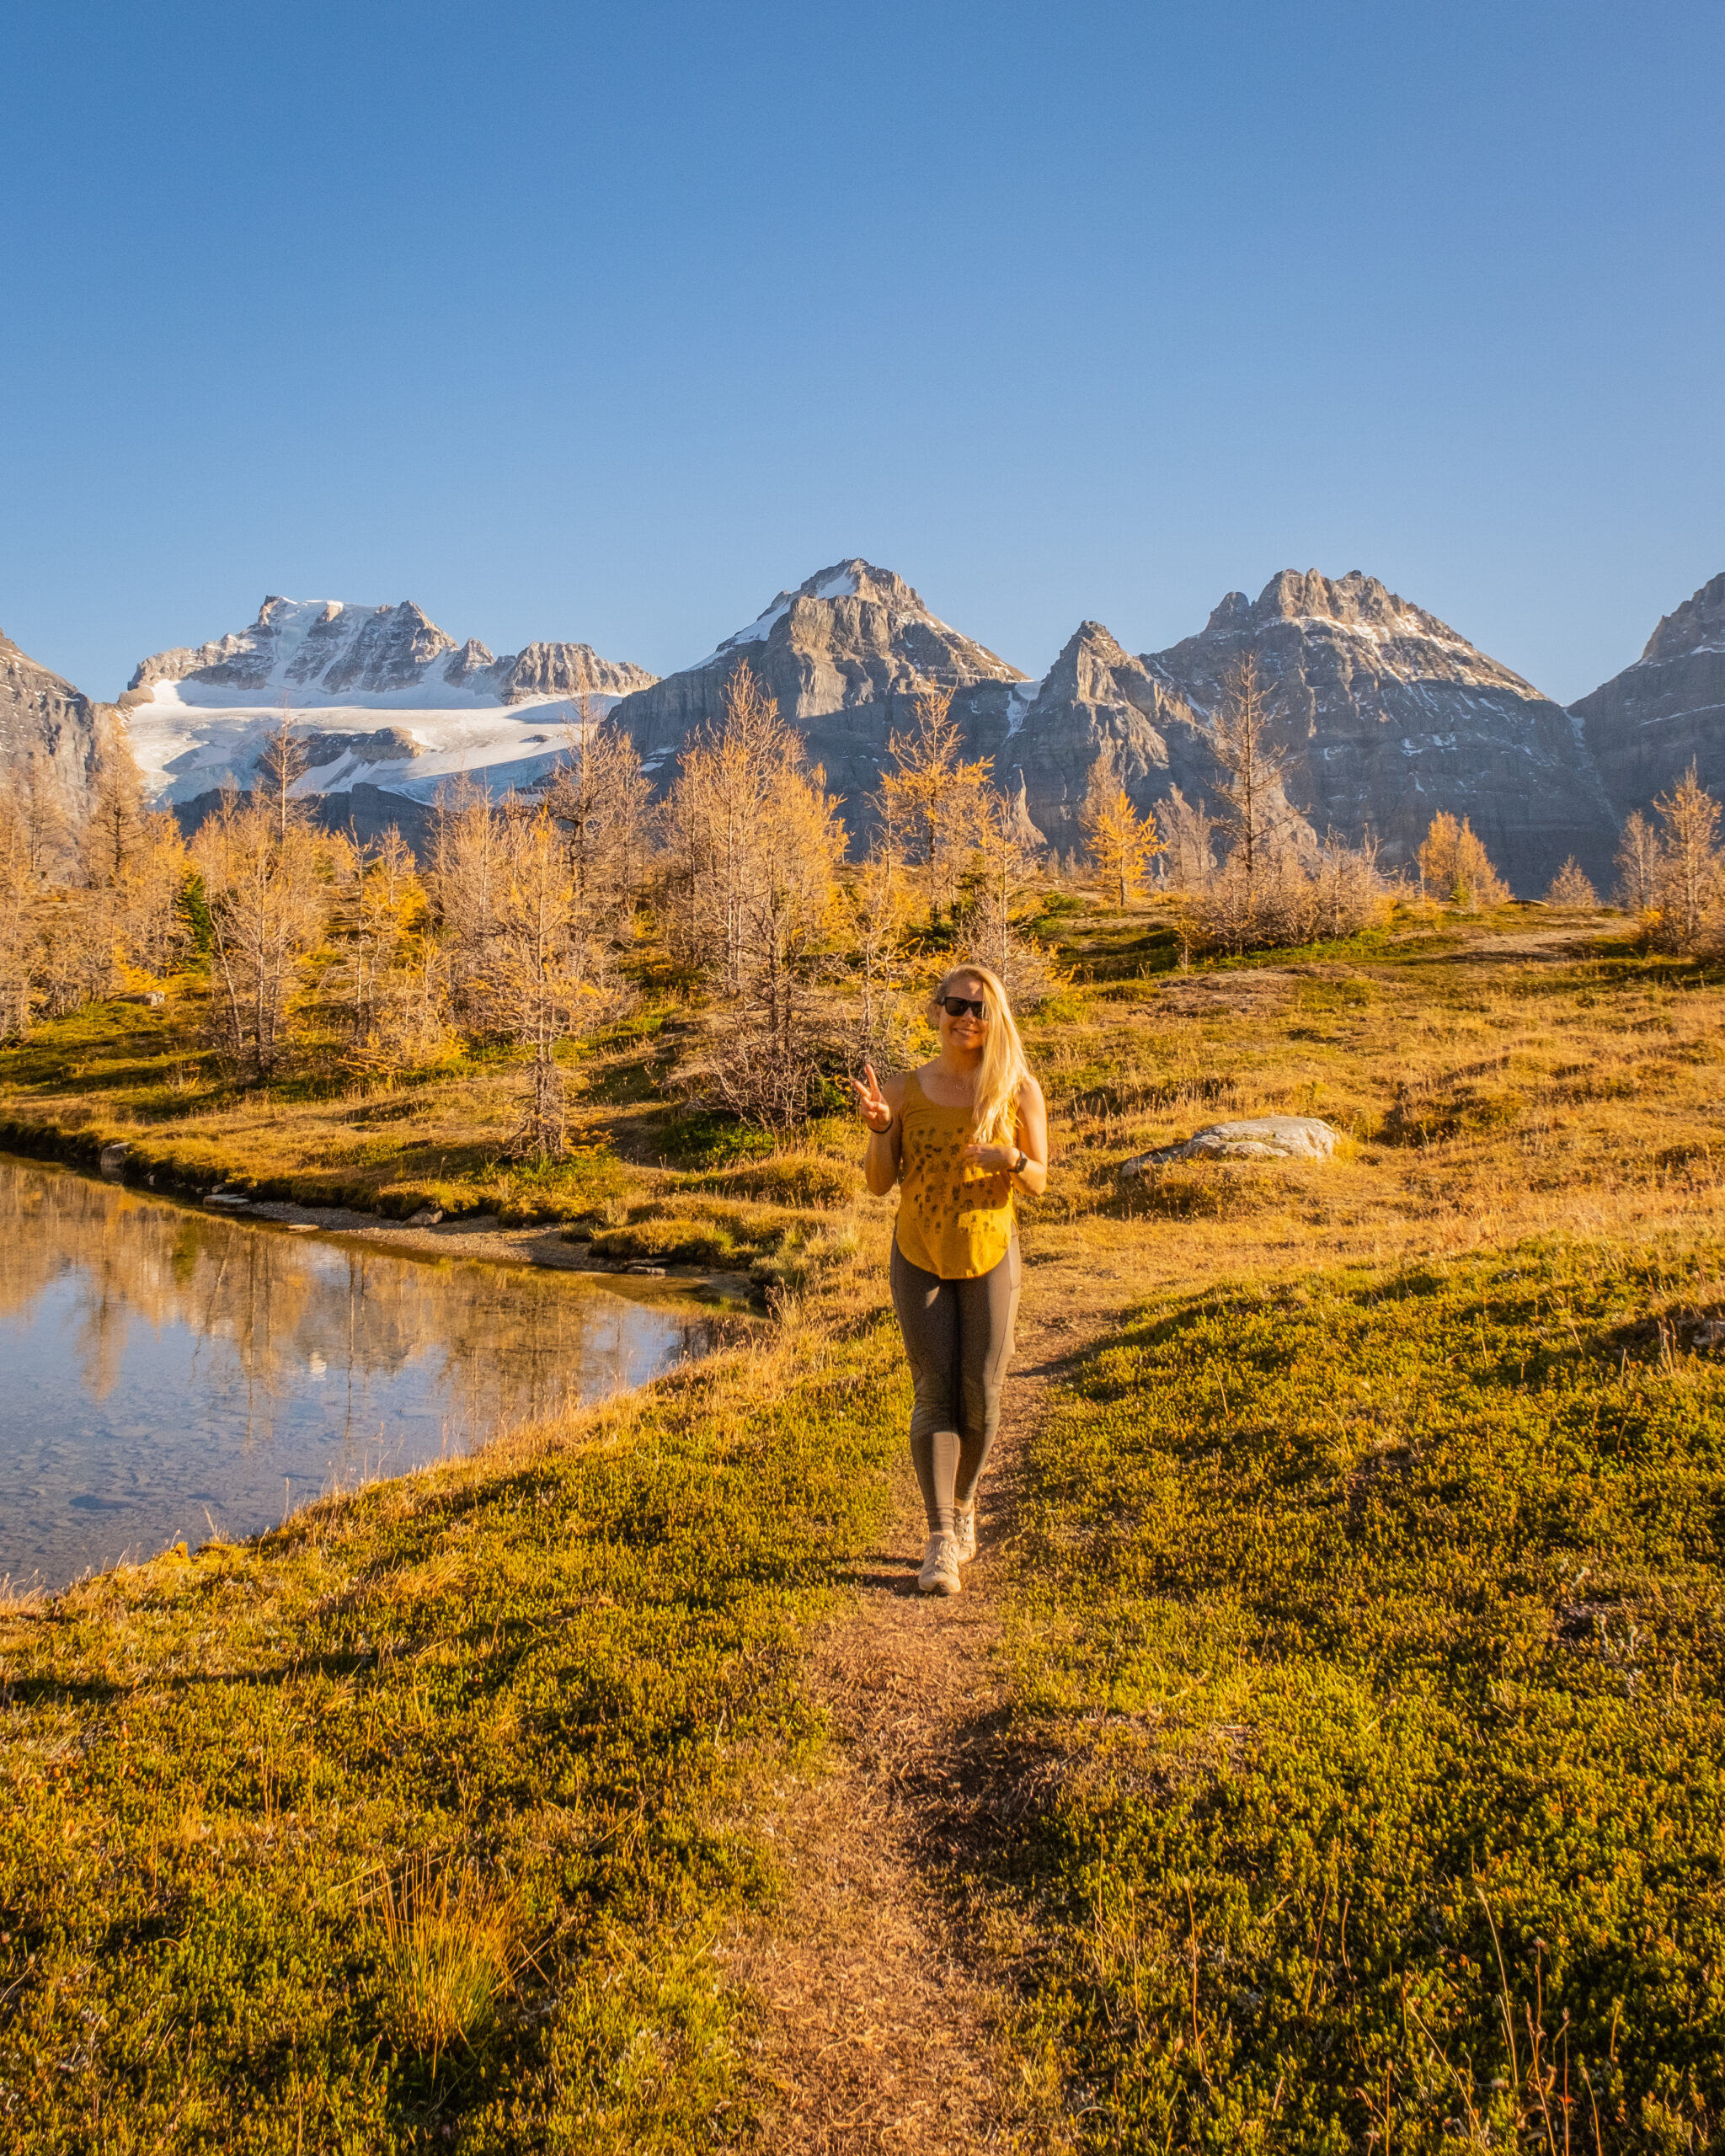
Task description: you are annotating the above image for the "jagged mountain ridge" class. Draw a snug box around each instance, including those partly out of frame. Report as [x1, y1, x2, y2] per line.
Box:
[953, 622, 1224, 849]
[609, 560, 1025, 800]
[120, 596, 657, 809]
[127, 595, 654, 710]
[1569, 571, 1725, 824]
[0, 629, 109, 823]
[1126, 569, 1621, 892]
[979, 570, 1620, 893]
[627, 563, 1618, 891]
[23, 565, 1718, 899]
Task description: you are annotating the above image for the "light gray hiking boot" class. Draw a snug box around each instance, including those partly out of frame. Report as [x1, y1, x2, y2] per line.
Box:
[952, 1503, 978, 1564]
[917, 1533, 962, 1596]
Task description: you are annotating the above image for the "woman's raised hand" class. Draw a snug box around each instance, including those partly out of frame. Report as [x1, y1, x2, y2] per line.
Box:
[849, 1062, 894, 1133]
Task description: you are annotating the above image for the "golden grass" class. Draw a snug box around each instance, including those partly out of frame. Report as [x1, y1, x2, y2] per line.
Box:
[992, 911, 1725, 1320]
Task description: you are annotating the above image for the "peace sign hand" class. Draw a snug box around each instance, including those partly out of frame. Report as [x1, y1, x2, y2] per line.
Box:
[848, 1062, 894, 1134]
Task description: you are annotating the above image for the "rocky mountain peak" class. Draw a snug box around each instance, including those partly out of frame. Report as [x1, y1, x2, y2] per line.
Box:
[1133, 569, 1616, 893]
[1158, 569, 1532, 698]
[610, 561, 1026, 819]
[1639, 570, 1725, 664]
[1254, 568, 1419, 632]
[697, 558, 1023, 681]
[1202, 591, 1253, 634]
[1044, 620, 1155, 709]
[1572, 569, 1725, 823]
[791, 560, 919, 611]
[1, 627, 107, 819]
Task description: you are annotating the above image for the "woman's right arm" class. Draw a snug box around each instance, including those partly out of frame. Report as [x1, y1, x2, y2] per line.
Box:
[850, 1064, 906, 1196]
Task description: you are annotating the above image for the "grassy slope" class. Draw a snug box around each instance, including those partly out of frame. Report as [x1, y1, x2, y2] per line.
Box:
[0, 1316, 906, 2152]
[0, 994, 865, 1286]
[989, 903, 1725, 2153]
[1007, 1244, 1725, 2153]
[6, 895, 1725, 2149]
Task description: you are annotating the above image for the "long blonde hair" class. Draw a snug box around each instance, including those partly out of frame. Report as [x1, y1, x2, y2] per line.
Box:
[931, 963, 1031, 1146]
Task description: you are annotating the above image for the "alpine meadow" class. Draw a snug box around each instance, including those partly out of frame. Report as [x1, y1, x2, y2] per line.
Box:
[2, 536, 1724, 2155]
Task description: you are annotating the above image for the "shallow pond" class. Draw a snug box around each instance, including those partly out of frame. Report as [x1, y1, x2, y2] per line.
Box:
[0, 1155, 718, 1590]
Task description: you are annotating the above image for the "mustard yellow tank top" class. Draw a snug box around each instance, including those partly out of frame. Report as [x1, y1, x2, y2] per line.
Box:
[894, 1070, 1017, 1280]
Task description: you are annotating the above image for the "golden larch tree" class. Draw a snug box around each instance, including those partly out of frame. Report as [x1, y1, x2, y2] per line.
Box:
[1081, 753, 1165, 906]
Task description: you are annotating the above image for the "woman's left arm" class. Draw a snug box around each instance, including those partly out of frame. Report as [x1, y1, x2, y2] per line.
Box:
[1011, 1075, 1049, 1197]
[961, 1076, 1049, 1196]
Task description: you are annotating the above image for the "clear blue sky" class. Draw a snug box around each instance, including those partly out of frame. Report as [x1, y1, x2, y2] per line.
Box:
[3, 0, 1720, 706]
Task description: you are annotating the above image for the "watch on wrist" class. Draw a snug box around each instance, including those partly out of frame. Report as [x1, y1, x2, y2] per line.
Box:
[1012, 1150, 1028, 1176]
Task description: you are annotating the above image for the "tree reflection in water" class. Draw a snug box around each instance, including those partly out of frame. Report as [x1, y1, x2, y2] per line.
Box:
[0, 1155, 715, 1589]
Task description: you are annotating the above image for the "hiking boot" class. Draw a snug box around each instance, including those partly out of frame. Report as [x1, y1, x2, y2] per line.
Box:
[952, 1503, 977, 1564]
[917, 1534, 962, 1596]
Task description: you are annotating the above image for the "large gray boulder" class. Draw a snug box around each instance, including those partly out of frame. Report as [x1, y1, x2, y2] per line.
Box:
[1569, 571, 1725, 829]
[1120, 1116, 1342, 1177]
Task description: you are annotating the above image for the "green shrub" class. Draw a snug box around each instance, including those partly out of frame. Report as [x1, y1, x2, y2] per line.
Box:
[491, 1142, 634, 1224]
[1032, 989, 1092, 1025]
[585, 1196, 859, 1287]
[654, 1113, 780, 1170]
[589, 1199, 801, 1272]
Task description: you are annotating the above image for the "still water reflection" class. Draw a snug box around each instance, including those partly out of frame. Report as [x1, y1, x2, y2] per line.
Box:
[0, 1155, 716, 1590]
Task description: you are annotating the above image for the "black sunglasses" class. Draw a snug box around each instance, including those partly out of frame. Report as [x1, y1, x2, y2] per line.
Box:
[939, 995, 988, 1020]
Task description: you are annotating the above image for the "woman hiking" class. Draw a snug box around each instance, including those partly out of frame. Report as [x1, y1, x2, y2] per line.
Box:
[849, 964, 1049, 1597]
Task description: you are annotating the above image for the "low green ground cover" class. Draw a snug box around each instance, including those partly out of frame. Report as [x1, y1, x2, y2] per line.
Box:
[0, 1316, 907, 2153]
[1009, 1240, 1725, 2153]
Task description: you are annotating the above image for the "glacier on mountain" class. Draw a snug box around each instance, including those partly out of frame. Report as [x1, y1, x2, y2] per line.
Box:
[122, 596, 655, 808]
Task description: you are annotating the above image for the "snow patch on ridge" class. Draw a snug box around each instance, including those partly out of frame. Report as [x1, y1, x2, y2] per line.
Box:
[128, 695, 626, 808]
[692, 597, 797, 670]
[1002, 680, 1041, 740]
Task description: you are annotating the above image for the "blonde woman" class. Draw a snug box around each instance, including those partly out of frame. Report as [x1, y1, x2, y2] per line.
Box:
[848, 964, 1049, 1596]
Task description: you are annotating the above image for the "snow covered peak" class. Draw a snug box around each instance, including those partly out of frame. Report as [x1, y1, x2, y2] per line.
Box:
[690, 558, 1012, 674]
[120, 598, 657, 814]
[126, 597, 654, 712]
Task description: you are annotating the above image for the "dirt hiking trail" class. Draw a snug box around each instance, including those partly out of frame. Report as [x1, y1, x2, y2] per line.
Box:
[722, 1308, 1094, 2153]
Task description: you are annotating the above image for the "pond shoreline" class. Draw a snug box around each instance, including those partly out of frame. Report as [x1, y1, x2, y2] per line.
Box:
[0, 1152, 741, 1592]
[0, 1121, 760, 1307]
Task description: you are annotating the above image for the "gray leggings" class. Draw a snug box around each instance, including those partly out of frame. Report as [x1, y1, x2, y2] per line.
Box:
[889, 1238, 1022, 1536]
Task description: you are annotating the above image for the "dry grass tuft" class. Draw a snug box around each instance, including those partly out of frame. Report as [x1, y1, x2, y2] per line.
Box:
[371, 1858, 523, 2070]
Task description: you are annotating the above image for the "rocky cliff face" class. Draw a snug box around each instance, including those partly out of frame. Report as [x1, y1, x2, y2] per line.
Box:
[1569, 572, 1725, 824]
[0, 629, 107, 823]
[1116, 570, 1619, 894]
[953, 621, 1229, 856]
[127, 596, 655, 709]
[609, 561, 1024, 811]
